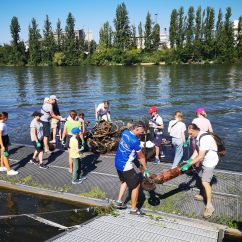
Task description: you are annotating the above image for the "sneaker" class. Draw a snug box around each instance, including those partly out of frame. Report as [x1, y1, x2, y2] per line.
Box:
[79, 176, 87, 182]
[44, 150, 52, 154]
[153, 157, 161, 165]
[7, 170, 18, 176]
[39, 163, 49, 169]
[194, 194, 204, 201]
[49, 140, 56, 144]
[160, 152, 165, 158]
[203, 205, 215, 218]
[72, 179, 83, 184]
[130, 209, 145, 216]
[0, 167, 7, 172]
[113, 200, 127, 209]
[29, 158, 39, 165]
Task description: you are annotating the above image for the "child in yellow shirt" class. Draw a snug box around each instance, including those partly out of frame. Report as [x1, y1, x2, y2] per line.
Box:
[69, 127, 87, 184]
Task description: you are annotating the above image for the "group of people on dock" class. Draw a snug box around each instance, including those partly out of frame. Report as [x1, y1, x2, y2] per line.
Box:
[114, 106, 217, 219]
[1, 98, 217, 218]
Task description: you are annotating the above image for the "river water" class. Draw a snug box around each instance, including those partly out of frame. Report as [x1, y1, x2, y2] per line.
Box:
[0, 65, 242, 171]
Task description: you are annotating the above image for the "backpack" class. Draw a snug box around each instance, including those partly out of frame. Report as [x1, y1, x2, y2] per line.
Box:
[198, 132, 226, 157]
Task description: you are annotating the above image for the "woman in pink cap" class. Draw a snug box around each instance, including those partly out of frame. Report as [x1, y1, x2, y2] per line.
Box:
[192, 108, 213, 132]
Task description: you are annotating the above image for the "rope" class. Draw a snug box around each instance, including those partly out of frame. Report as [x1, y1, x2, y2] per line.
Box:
[0, 207, 94, 219]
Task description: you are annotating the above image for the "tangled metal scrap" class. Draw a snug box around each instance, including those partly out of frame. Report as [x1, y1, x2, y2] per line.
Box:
[87, 121, 125, 154]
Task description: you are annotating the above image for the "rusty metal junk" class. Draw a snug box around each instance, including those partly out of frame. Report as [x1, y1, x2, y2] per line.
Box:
[87, 121, 124, 154]
[141, 166, 183, 191]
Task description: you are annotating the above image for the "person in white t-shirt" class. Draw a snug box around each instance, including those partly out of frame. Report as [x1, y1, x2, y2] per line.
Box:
[182, 123, 218, 219]
[95, 101, 111, 122]
[192, 107, 213, 132]
[0, 112, 18, 176]
[168, 111, 186, 168]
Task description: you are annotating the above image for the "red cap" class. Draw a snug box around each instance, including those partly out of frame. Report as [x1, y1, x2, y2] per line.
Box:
[149, 106, 158, 114]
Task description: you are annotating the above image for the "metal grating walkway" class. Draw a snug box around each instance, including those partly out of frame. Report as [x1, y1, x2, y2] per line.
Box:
[49, 210, 219, 242]
[1, 144, 241, 226]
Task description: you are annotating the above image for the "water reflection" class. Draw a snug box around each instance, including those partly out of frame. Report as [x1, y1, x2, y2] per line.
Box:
[0, 65, 242, 171]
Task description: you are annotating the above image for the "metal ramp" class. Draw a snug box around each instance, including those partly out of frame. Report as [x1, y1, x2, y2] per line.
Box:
[49, 210, 220, 242]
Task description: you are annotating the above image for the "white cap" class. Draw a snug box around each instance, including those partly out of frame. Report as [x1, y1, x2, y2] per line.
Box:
[49, 95, 58, 100]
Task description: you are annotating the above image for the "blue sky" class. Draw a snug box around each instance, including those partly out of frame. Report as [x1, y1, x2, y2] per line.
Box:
[0, 0, 241, 44]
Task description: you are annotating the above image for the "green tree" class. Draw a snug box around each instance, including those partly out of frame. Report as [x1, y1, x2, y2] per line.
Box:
[238, 16, 242, 58]
[10, 16, 25, 65]
[56, 18, 63, 51]
[53, 52, 66, 66]
[223, 7, 235, 62]
[99, 21, 112, 48]
[138, 22, 143, 48]
[215, 8, 225, 60]
[152, 23, 160, 50]
[186, 7, 194, 47]
[130, 24, 137, 49]
[176, 7, 185, 48]
[28, 18, 41, 65]
[194, 6, 202, 61]
[144, 11, 153, 51]
[113, 2, 131, 50]
[169, 9, 178, 48]
[42, 15, 56, 65]
[64, 12, 79, 65]
[203, 7, 215, 59]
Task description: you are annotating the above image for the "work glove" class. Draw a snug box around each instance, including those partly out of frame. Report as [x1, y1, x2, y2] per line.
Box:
[95, 118, 99, 123]
[181, 158, 192, 171]
[107, 117, 112, 122]
[36, 141, 41, 148]
[3, 151, 9, 157]
[183, 138, 190, 148]
[143, 169, 150, 178]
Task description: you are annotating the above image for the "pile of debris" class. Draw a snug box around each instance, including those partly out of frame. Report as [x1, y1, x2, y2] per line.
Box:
[87, 121, 125, 154]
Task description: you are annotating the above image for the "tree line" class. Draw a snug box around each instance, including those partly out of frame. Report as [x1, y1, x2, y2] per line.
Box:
[0, 3, 241, 66]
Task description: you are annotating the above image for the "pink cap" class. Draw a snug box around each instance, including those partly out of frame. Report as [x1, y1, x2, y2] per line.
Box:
[196, 107, 206, 114]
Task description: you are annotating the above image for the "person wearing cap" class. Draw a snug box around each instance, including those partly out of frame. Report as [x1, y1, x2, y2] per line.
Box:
[0, 112, 18, 176]
[148, 106, 165, 164]
[40, 95, 62, 153]
[29, 111, 48, 169]
[95, 100, 111, 123]
[192, 108, 213, 132]
[62, 110, 83, 173]
[69, 127, 86, 184]
[114, 121, 149, 215]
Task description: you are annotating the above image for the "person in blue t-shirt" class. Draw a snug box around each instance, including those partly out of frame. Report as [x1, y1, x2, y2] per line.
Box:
[114, 121, 150, 215]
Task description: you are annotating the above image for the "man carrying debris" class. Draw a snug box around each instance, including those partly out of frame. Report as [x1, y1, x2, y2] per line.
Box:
[114, 121, 149, 215]
[182, 123, 218, 218]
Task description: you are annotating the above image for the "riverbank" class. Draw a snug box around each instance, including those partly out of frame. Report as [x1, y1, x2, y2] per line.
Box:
[0, 143, 241, 240]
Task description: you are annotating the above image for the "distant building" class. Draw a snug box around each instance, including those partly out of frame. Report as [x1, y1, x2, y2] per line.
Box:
[136, 27, 170, 49]
[233, 20, 239, 41]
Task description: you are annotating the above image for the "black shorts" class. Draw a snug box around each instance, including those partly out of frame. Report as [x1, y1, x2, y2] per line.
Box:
[0, 135, 10, 149]
[154, 133, 163, 147]
[117, 168, 140, 190]
[32, 140, 44, 152]
[41, 121, 51, 138]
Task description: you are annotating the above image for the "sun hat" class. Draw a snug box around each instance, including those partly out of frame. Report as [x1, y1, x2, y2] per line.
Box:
[49, 95, 58, 100]
[71, 127, 82, 134]
[32, 111, 43, 117]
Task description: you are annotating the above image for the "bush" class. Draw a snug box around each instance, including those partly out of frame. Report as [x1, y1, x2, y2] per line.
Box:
[53, 52, 66, 66]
